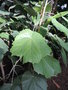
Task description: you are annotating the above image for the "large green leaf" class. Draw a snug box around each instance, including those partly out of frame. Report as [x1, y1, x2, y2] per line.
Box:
[0, 39, 8, 62]
[11, 29, 51, 64]
[11, 71, 47, 90]
[51, 18, 68, 36]
[33, 56, 61, 78]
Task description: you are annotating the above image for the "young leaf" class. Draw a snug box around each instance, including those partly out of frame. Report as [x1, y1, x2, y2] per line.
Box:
[11, 29, 51, 64]
[11, 71, 48, 90]
[33, 56, 61, 78]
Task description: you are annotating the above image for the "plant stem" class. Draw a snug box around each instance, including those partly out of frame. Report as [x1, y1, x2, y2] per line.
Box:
[0, 62, 5, 82]
[38, 0, 48, 32]
[7, 58, 20, 79]
[40, 0, 48, 26]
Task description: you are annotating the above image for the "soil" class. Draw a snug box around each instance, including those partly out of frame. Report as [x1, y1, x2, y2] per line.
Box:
[47, 60, 68, 90]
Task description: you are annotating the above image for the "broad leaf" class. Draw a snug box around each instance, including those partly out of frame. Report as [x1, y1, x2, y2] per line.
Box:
[11, 71, 47, 90]
[11, 29, 51, 64]
[0, 39, 8, 62]
[51, 19, 68, 36]
[33, 56, 61, 78]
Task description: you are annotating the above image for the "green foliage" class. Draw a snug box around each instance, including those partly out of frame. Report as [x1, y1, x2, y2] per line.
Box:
[62, 16, 68, 23]
[0, 72, 47, 90]
[11, 71, 47, 90]
[0, 10, 10, 16]
[0, 17, 6, 23]
[0, 0, 68, 90]
[61, 48, 67, 66]
[51, 18, 68, 36]
[55, 36, 68, 52]
[45, 11, 68, 26]
[0, 39, 8, 62]
[33, 56, 61, 78]
[0, 84, 11, 90]
[11, 29, 51, 64]
[0, 33, 9, 39]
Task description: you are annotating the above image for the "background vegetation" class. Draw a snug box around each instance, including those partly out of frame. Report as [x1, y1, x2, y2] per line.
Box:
[0, 0, 68, 90]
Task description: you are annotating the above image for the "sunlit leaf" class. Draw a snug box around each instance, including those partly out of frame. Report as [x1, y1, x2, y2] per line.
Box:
[11, 29, 51, 64]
